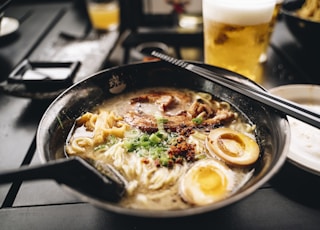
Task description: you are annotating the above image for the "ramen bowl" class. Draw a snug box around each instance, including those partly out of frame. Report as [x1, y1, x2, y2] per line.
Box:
[281, 0, 320, 49]
[36, 61, 290, 218]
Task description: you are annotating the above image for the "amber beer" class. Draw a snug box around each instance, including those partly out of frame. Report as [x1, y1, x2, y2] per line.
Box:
[87, 0, 119, 31]
[202, 0, 276, 82]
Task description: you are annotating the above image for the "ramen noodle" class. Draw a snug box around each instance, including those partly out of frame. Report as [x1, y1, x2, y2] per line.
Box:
[296, 0, 320, 21]
[65, 87, 260, 210]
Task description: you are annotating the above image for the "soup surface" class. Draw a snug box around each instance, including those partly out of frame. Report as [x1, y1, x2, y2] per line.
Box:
[65, 87, 260, 210]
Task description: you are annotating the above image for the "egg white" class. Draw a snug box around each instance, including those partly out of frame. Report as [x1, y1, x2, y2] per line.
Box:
[179, 159, 237, 206]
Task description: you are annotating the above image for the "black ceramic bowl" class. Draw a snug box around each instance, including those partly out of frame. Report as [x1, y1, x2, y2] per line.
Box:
[36, 61, 290, 218]
[281, 0, 320, 49]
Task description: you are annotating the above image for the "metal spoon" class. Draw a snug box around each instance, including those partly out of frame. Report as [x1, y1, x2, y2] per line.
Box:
[0, 156, 126, 202]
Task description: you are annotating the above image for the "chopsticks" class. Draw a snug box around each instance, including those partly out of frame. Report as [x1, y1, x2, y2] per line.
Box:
[151, 51, 320, 129]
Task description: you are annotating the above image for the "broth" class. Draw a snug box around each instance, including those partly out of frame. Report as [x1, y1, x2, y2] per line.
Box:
[65, 87, 260, 210]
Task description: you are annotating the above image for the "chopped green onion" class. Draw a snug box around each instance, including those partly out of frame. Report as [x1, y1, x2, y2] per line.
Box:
[192, 117, 203, 125]
[122, 127, 195, 167]
[149, 133, 161, 144]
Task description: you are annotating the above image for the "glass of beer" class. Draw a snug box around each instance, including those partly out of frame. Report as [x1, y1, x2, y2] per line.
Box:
[202, 0, 276, 82]
[86, 0, 119, 32]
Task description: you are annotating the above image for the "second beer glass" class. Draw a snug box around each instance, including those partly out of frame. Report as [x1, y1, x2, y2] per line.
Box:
[86, 0, 119, 32]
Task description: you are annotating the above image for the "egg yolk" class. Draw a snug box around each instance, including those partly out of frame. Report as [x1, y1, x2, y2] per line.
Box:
[196, 167, 227, 197]
[217, 133, 245, 157]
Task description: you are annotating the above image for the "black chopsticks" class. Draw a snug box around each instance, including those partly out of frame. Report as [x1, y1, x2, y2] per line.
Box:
[151, 51, 320, 129]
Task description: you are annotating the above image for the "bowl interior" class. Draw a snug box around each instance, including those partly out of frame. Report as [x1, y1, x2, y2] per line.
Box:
[36, 61, 289, 218]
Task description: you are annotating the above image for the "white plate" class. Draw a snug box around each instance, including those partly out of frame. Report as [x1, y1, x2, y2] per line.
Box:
[0, 17, 19, 37]
[269, 84, 320, 176]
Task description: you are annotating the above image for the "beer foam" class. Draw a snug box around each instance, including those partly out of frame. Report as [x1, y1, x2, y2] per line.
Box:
[203, 0, 275, 25]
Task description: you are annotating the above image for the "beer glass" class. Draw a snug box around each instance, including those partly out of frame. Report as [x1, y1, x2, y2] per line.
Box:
[202, 0, 276, 82]
[86, 0, 119, 31]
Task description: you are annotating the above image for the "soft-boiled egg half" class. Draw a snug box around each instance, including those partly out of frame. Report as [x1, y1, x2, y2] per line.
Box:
[179, 159, 237, 206]
[206, 127, 260, 166]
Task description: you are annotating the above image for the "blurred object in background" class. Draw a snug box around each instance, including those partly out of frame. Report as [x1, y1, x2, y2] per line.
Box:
[260, 0, 284, 63]
[165, 0, 190, 14]
[281, 0, 320, 50]
[86, 0, 120, 32]
[119, 0, 202, 30]
[296, 0, 320, 21]
[118, 0, 203, 64]
[0, 0, 19, 39]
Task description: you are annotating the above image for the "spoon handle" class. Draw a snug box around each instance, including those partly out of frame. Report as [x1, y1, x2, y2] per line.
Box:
[0, 157, 126, 201]
[0, 158, 74, 184]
